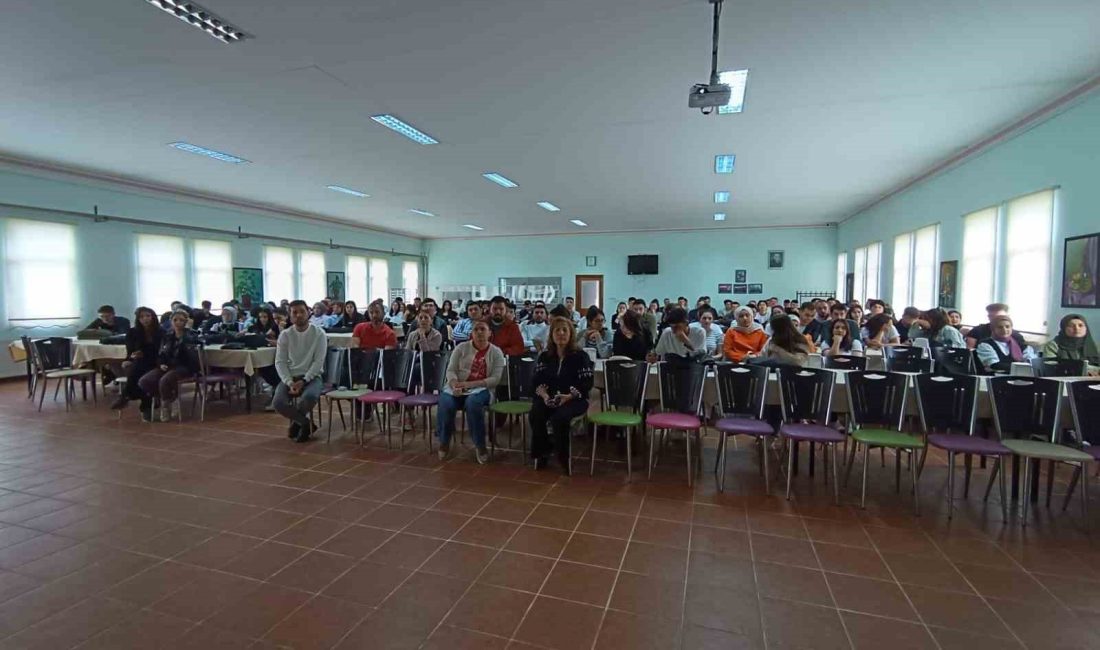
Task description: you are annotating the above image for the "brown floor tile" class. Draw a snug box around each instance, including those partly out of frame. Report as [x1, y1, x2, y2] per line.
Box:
[334, 606, 437, 650]
[229, 509, 305, 537]
[576, 510, 636, 539]
[955, 561, 1058, 603]
[690, 525, 751, 557]
[759, 597, 850, 650]
[752, 532, 820, 569]
[685, 582, 760, 634]
[610, 571, 685, 619]
[842, 611, 936, 649]
[865, 526, 939, 556]
[1035, 573, 1100, 612]
[513, 596, 604, 650]
[358, 503, 425, 531]
[882, 551, 974, 593]
[172, 532, 260, 569]
[755, 562, 834, 607]
[542, 560, 617, 606]
[383, 570, 471, 621]
[317, 524, 393, 559]
[392, 485, 451, 508]
[272, 516, 347, 548]
[367, 532, 444, 569]
[804, 518, 872, 547]
[746, 512, 807, 539]
[323, 561, 412, 606]
[432, 491, 494, 516]
[525, 504, 585, 531]
[687, 550, 755, 588]
[595, 608, 681, 650]
[151, 569, 262, 621]
[477, 496, 537, 523]
[633, 517, 691, 548]
[106, 560, 203, 605]
[640, 497, 693, 522]
[204, 583, 311, 638]
[589, 492, 644, 516]
[4, 595, 136, 649]
[447, 582, 534, 637]
[453, 517, 519, 548]
[692, 503, 747, 530]
[405, 509, 472, 539]
[221, 541, 308, 580]
[419, 541, 498, 581]
[423, 625, 510, 649]
[814, 542, 892, 580]
[680, 622, 765, 650]
[828, 573, 919, 620]
[542, 486, 598, 509]
[987, 596, 1100, 648]
[269, 550, 357, 592]
[903, 584, 1012, 636]
[479, 551, 555, 593]
[929, 626, 1024, 650]
[566, 534, 631, 570]
[313, 497, 383, 523]
[78, 608, 193, 649]
[505, 525, 571, 559]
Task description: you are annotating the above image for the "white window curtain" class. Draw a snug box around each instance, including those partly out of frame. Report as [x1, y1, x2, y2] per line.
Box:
[836, 252, 846, 301]
[853, 247, 867, 305]
[892, 233, 913, 308]
[264, 246, 295, 303]
[4, 219, 79, 322]
[865, 242, 881, 302]
[346, 256, 368, 306]
[402, 260, 420, 301]
[960, 207, 998, 324]
[369, 258, 388, 304]
[191, 239, 232, 307]
[1004, 190, 1053, 332]
[299, 250, 326, 302]
[136, 234, 186, 313]
[911, 224, 938, 309]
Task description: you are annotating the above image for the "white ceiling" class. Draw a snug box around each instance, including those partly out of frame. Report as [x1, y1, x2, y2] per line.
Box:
[1, 0, 1099, 238]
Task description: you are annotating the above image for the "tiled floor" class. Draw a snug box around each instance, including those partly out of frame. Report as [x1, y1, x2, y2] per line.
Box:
[0, 381, 1098, 649]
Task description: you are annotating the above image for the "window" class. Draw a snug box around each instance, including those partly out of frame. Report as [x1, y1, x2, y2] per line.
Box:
[136, 234, 186, 312]
[961, 207, 997, 325]
[852, 242, 881, 305]
[1004, 190, 1053, 333]
[836, 252, 846, 301]
[346, 256, 368, 306]
[892, 224, 938, 309]
[4, 219, 78, 322]
[369, 258, 388, 303]
[191, 239, 232, 306]
[264, 246, 295, 302]
[299, 250, 326, 302]
[402, 260, 419, 301]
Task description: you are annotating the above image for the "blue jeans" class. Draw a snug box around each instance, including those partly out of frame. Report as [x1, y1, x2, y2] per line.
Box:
[273, 377, 323, 428]
[437, 390, 492, 449]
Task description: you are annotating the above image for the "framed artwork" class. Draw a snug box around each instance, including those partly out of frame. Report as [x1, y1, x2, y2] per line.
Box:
[734, 269, 747, 283]
[733, 284, 748, 294]
[1062, 232, 1099, 307]
[326, 271, 346, 301]
[936, 261, 958, 309]
[748, 283, 763, 294]
[232, 267, 263, 304]
[718, 283, 733, 294]
[767, 251, 784, 270]
[845, 273, 854, 304]
[585, 256, 598, 267]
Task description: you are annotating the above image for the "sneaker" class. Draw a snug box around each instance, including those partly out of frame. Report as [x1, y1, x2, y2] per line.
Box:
[287, 421, 301, 439]
[168, 400, 179, 420]
[437, 443, 450, 462]
[109, 396, 128, 411]
[475, 446, 490, 465]
[158, 405, 170, 422]
[264, 402, 276, 413]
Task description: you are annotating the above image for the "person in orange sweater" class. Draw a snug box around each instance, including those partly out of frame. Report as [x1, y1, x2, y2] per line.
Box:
[487, 296, 525, 356]
[723, 306, 769, 361]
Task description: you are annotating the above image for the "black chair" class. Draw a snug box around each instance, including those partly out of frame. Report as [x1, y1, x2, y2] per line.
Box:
[915, 373, 1009, 520]
[588, 359, 648, 480]
[1062, 380, 1100, 516]
[712, 363, 774, 492]
[843, 372, 922, 511]
[1030, 358, 1087, 378]
[776, 367, 842, 503]
[19, 336, 35, 399]
[30, 337, 98, 411]
[933, 347, 978, 376]
[358, 349, 416, 448]
[320, 348, 355, 441]
[884, 346, 931, 373]
[347, 349, 381, 444]
[489, 355, 537, 460]
[646, 359, 707, 486]
[821, 355, 867, 371]
[398, 350, 450, 451]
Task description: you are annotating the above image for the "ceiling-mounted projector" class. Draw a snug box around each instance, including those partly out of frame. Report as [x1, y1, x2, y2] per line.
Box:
[689, 0, 730, 115]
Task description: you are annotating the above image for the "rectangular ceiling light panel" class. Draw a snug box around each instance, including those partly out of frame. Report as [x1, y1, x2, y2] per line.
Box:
[169, 142, 249, 163]
[537, 202, 560, 212]
[482, 173, 518, 188]
[714, 191, 730, 203]
[327, 185, 370, 197]
[713, 213, 726, 221]
[408, 209, 435, 217]
[714, 155, 736, 174]
[718, 69, 749, 114]
[369, 115, 439, 144]
[145, 0, 249, 43]
[462, 224, 485, 231]
[570, 219, 588, 227]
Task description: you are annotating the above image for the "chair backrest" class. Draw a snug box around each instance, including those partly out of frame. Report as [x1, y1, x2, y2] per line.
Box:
[379, 348, 416, 392]
[602, 359, 648, 412]
[987, 376, 1062, 443]
[776, 366, 836, 424]
[821, 355, 866, 371]
[1030, 357, 1087, 378]
[21, 336, 40, 373]
[884, 352, 932, 373]
[187, 344, 207, 377]
[846, 371, 908, 431]
[419, 350, 449, 394]
[714, 363, 769, 420]
[32, 337, 74, 371]
[885, 345, 924, 361]
[505, 355, 537, 401]
[933, 347, 977, 376]
[1067, 380, 1100, 447]
[915, 373, 979, 435]
[656, 358, 707, 416]
[324, 348, 349, 388]
[349, 348, 381, 388]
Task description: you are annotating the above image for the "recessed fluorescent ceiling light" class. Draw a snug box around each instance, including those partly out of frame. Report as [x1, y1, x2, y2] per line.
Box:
[714, 191, 731, 203]
[718, 69, 749, 114]
[714, 213, 727, 221]
[145, 0, 249, 43]
[714, 155, 736, 174]
[169, 142, 249, 163]
[408, 209, 435, 217]
[482, 173, 518, 188]
[570, 219, 588, 227]
[462, 224, 485, 231]
[537, 202, 561, 212]
[327, 185, 369, 198]
[369, 115, 439, 145]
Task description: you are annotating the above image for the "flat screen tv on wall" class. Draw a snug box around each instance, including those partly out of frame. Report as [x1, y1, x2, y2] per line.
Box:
[628, 254, 659, 275]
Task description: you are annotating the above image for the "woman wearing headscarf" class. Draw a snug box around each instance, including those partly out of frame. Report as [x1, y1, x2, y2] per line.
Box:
[722, 306, 768, 361]
[975, 315, 1037, 373]
[1042, 314, 1099, 371]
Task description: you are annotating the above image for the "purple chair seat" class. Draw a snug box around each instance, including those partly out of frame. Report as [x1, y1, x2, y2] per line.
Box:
[780, 422, 845, 443]
[927, 433, 1011, 456]
[646, 412, 701, 430]
[1082, 445, 1100, 461]
[716, 417, 774, 437]
[399, 393, 439, 407]
[358, 390, 406, 404]
[199, 372, 241, 384]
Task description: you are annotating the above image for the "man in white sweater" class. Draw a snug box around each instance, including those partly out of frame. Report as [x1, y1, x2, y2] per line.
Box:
[273, 300, 328, 442]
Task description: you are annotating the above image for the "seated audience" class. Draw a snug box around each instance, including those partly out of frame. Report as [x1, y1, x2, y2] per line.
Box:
[795, 303, 821, 351]
[137, 309, 196, 422]
[333, 301, 365, 328]
[862, 313, 900, 350]
[352, 302, 398, 350]
[453, 302, 482, 344]
[421, 298, 451, 341]
[896, 307, 922, 344]
[947, 309, 964, 330]
[110, 307, 162, 412]
[386, 299, 405, 327]
[406, 311, 443, 352]
[530, 318, 594, 474]
[907, 308, 966, 349]
[577, 307, 613, 358]
[965, 303, 1028, 351]
[687, 297, 708, 323]
[651, 307, 707, 360]
[436, 321, 505, 463]
[247, 307, 280, 344]
[723, 306, 768, 362]
[613, 309, 652, 360]
[634, 299, 659, 341]
[690, 309, 724, 357]
[520, 305, 550, 352]
[819, 303, 860, 349]
[272, 300, 328, 443]
[649, 300, 663, 319]
[849, 304, 865, 326]
[160, 301, 188, 330]
[309, 302, 337, 329]
[194, 300, 213, 323]
[563, 296, 581, 323]
[753, 301, 770, 325]
[401, 304, 419, 335]
[753, 315, 810, 367]
[975, 315, 1037, 373]
[487, 296, 525, 356]
[439, 300, 461, 326]
[273, 310, 289, 331]
[85, 305, 130, 334]
[205, 305, 240, 334]
[820, 319, 864, 357]
[611, 302, 628, 331]
[1042, 314, 1099, 370]
[866, 299, 887, 320]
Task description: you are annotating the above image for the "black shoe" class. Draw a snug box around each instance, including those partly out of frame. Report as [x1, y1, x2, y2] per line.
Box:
[533, 456, 548, 471]
[557, 453, 571, 476]
[109, 396, 128, 410]
[140, 404, 153, 422]
[294, 421, 317, 443]
[287, 421, 301, 439]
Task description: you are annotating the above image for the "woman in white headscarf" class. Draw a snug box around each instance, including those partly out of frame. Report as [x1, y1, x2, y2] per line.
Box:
[722, 306, 768, 361]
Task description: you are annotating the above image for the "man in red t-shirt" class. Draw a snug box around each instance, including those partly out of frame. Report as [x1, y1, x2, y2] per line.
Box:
[487, 296, 524, 356]
[352, 302, 398, 350]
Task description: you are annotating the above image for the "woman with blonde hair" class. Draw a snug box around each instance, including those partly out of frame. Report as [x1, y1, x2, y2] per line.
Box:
[530, 317, 594, 474]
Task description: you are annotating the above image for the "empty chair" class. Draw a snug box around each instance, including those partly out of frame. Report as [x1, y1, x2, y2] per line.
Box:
[398, 350, 450, 451]
[1030, 357, 1088, 378]
[712, 363, 774, 492]
[587, 359, 647, 479]
[189, 344, 244, 422]
[346, 349, 381, 444]
[357, 348, 415, 448]
[320, 348, 359, 442]
[488, 355, 537, 460]
[933, 347, 978, 376]
[884, 346, 931, 373]
[916, 373, 1010, 520]
[30, 337, 98, 411]
[776, 367, 843, 503]
[646, 358, 707, 486]
[1062, 380, 1100, 514]
[821, 355, 867, 371]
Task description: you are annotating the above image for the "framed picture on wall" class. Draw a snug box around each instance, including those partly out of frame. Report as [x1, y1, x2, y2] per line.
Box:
[232, 267, 263, 304]
[937, 261, 958, 309]
[326, 271, 346, 301]
[734, 269, 747, 283]
[733, 284, 748, 294]
[748, 283, 763, 294]
[845, 273, 854, 304]
[767, 251, 784, 270]
[718, 283, 733, 294]
[1062, 232, 1099, 307]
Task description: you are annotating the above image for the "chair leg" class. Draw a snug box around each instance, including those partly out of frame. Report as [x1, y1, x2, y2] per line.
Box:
[912, 448, 920, 515]
[831, 443, 839, 505]
[625, 426, 633, 483]
[590, 423, 598, 477]
[762, 436, 771, 496]
[844, 439, 858, 488]
[327, 401, 335, 442]
[1021, 457, 1031, 526]
[1081, 465, 1089, 529]
[963, 454, 973, 498]
[880, 446, 885, 467]
[785, 438, 795, 501]
[1063, 465, 1081, 512]
[860, 445, 870, 509]
[895, 451, 902, 494]
[685, 430, 693, 487]
[1046, 460, 1056, 509]
[647, 428, 655, 480]
[998, 457, 1009, 522]
[947, 451, 955, 520]
[983, 456, 999, 502]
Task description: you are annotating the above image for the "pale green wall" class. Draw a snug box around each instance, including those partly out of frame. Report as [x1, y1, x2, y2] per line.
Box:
[837, 91, 1100, 333]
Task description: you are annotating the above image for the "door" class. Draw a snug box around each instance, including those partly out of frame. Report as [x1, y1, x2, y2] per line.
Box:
[575, 274, 604, 312]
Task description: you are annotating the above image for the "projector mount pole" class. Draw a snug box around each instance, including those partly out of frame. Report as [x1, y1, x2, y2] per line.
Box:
[709, 0, 723, 86]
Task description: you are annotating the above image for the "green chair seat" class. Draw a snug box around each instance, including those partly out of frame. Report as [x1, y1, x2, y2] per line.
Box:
[852, 429, 924, 449]
[588, 411, 642, 427]
[1003, 439, 1093, 463]
[490, 400, 532, 415]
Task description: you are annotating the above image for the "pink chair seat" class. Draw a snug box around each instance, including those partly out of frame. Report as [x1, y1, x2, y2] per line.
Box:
[716, 417, 774, 437]
[358, 390, 406, 404]
[646, 412, 701, 430]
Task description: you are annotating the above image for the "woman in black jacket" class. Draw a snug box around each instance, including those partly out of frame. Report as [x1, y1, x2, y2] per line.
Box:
[137, 309, 197, 422]
[333, 301, 365, 329]
[248, 307, 280, 344]
[110, 307, 162, 412]
[530, 317, 594, 474]
[612, 309, 652, 360]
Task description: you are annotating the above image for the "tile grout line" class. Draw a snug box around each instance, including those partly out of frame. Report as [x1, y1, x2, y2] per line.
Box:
[587, 483, 647, 650]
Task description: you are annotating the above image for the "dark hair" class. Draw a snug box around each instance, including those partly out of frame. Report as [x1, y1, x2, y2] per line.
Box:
[677, 296, 687, 302]
[768, 316, 808, 355]
[490, 295, 508, 306]
[549, 305, 571, 319]
[985, 303, 1009, 313]
[867, 299, 886, 309]
[620, 309, 641, 333]
[901, 306, 922, 319]
[864, 313, 893, 338]
[422, 298, 438, 307]
[830, 303, 848, 315]
[288, 299, 309, 310]
[134, 307, 158, 340]
[585, 305, 603, 321]
[799, 302, 815, 311]
[442, 300, 453, 310]
[664, 306, 688, 326]
[345, 301, 358, 312]
[948, 309, 962, 318]
[921, 309, 949, 339]
[829, 318, 853, 352]
[97, 305, 115, 314]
